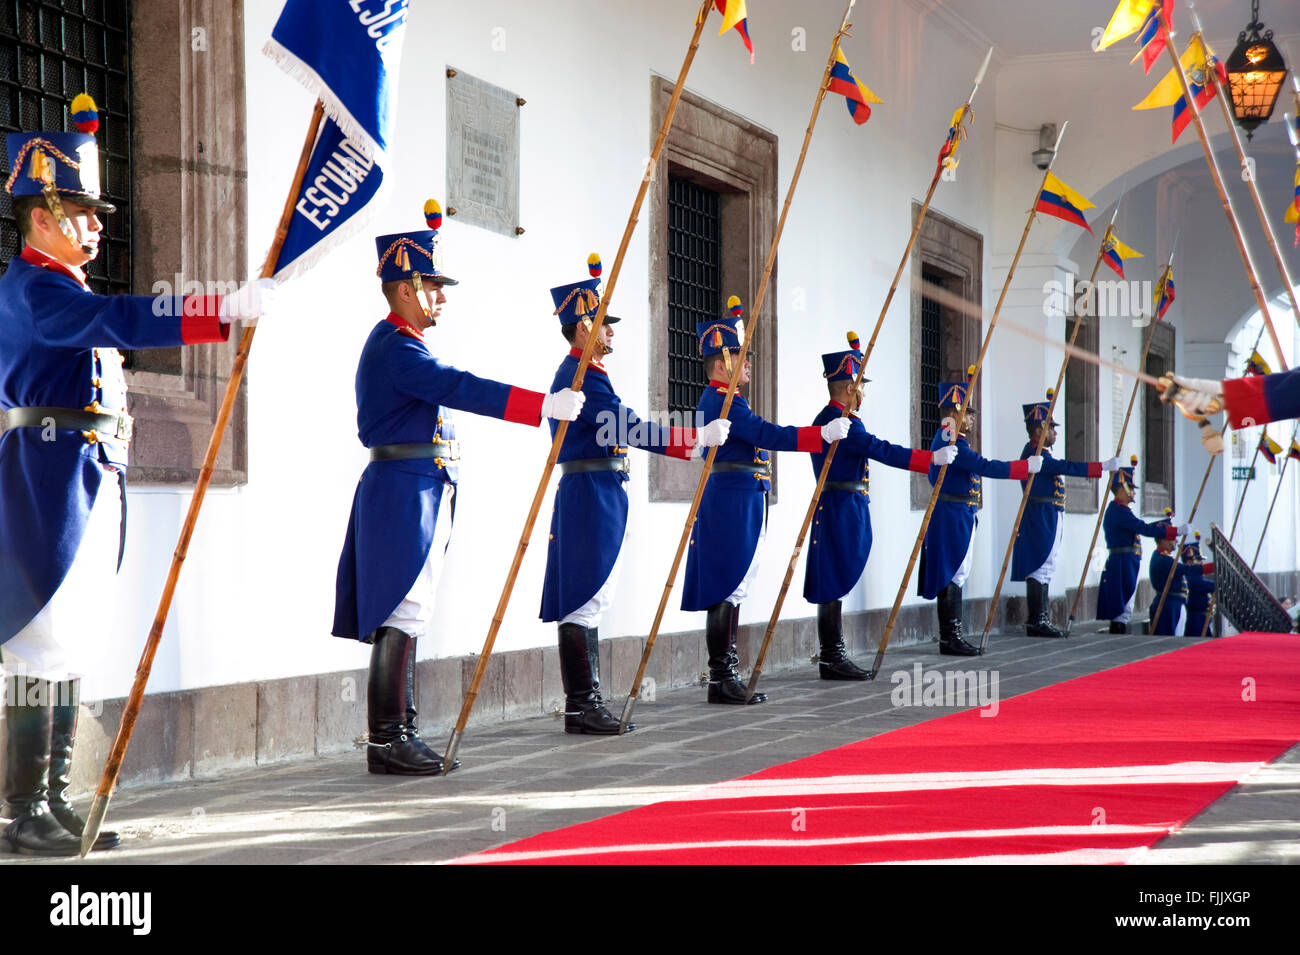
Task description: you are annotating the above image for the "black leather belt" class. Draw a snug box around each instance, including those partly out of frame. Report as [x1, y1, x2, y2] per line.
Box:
[369, 440, 459, 463]
[826, 480, 869, 493]
[560, 456, 630, 475]
[1, 405, 134, 442]
[1028, 496, 1058, 504]
[1108, 546, 1141, 555]
[938, 493, 977, 504]
[713, 461, 772, 477]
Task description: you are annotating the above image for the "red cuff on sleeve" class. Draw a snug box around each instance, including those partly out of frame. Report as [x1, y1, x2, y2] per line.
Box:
[504, 387, 546, 426]
[180, 295, 230, 344]
[797, 426, 823, 453]
[665, 427, 695, 461]
[909, 449, 931, 473]
[1203, 562, 1215, 575]
[1087, 461, 1102, 478]
[1164, 525, 1178, 540]
[1008, 459, 1029, 480]
[1223, 376, 1268, 429]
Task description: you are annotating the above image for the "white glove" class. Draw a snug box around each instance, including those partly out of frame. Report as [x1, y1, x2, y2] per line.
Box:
[219, 277, 277, 326]
[1200, 420, 1225, 457]
[696, 418, 731, 448]
[1177, 523, 1193, 538]
[932, 445, 958, 466]
[821, 418, 851, 443]
[1100, 456, 1123, 472]
[1159, 373, 1223, 417]
[1026, 455, 1044, 474]
[541, 389, 585, 421]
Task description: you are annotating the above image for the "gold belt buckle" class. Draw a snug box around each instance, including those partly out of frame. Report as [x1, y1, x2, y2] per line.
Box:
[114, 410, 134, 442]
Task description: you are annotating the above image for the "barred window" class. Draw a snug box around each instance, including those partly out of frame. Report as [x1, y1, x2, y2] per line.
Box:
[0, 0, 132, 295]
[666, 174, 720, 421]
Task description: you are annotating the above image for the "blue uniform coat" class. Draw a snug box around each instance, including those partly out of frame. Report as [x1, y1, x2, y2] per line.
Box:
[682, 382, 820, 611]
[1185, 568, 1215, 637]
[803, 401, 925, 604]
[0, 247, 227, 642]
[540, 350, 691, 622]
[1094, 501, 1176, 620]
[919, 430, 1026, 600]
[332, 316, 543, 641]
[1010, 444, 1100, 581]
[1147, 550, 1191, 636]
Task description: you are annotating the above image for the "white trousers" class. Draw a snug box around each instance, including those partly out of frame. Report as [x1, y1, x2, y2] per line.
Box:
[382, 484, 455, 637]
[726, 506, 768, 607]
[2, 470, 122, 695]
[950, 533, 975, 589]
[1116, 589, 1136, 625]
[561, 487, 631, 629]
[1029, 518, 1064, 585]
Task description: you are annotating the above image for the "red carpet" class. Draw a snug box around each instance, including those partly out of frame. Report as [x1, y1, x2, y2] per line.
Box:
[452, 634, 1300, 864]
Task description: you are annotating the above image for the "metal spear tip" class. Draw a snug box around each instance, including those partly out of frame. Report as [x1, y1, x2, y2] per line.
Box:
[441, 732, 462, 775]
[617, 697, 635, 735]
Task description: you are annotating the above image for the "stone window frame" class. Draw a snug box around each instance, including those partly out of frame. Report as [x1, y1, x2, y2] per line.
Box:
[648, 78, 778, 503]
[1062, 311, 1100, 513]
[123, 0, 247, 486]
[909, 205, 982, 509]
[1141, 321, 1176, 516]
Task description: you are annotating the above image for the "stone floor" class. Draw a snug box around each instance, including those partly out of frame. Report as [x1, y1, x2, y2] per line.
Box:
[4, 624, 1298, 865]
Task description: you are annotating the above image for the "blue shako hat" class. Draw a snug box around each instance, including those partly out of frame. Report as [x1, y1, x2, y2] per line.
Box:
[1111, 454, 1139, 493]
[822, 330, 871, 383]
[4, 93, 115, 211]
[698, 295, 745, 357]
[375, 199, 457, 285]
[1180, 531, 1204, 562]
[937, 364, 977, 413]
[549, 253, 620, 326]
[1022, 388, 1060, 426]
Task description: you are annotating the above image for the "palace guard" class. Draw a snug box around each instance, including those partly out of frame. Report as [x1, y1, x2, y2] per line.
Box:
[1181, 532, 1216, 637]
[1, 96, 270, 854]
[804, 333, 956, 678]
[540, 254, 729, 733]
[682, 300, 850, 703]
[332, 202, 584, 775]
[919, 369, 1042, 656]
[1009, 390, 1120, 638]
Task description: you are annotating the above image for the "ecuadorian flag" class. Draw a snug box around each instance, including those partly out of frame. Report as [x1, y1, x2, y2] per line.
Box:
[1284, 160, 1299, 248]
[1102, 231, 1143, 278]
[828, 48, 882, 126]
[1133, 35, 1224, 144]
[1153, 266, 1175, 320]
[714, 0, 753, 64]
[1246, 349, 1272, 377]
[1035, 171, 1094, 233]
[1289, 439, 1300, 462]
[1130, 0, 1173, 74]
[1260, 433, 1282, 465]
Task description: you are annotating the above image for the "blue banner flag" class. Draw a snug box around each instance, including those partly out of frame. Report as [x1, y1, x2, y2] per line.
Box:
[273, 117, 385, 282]
[264, 0, 408, 162]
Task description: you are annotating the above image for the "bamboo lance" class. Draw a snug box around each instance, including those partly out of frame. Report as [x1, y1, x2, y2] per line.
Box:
[1064, 247, 1174, 634]
[1251, 422, 1299, 569]
[866, 121, 1071, 678]
[744, 48, 991, 700]
[977, 207, 1119, 653]
[442, 0, 716, 771]
[81, 100, 327, 856]
[619, 0, 859, 731]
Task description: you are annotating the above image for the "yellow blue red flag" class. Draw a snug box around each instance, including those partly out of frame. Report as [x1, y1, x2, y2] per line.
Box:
[827, 48, 882, 126]
[1035, 171, 1094, 233]
[1246, 349, 1272, 377]
[1289, 439, 1300, 462]
[714, 0, 753, 64]
[1284, 160, 1299, 247]
[1129, 0, 1173, 74]
[1133, 34, 1225, 143]
[1102, 231, 1143, 279]
[1098, 1, 1161, 51]
[1260, 432, 1282, 465]
[1152, 265, 1175, 321]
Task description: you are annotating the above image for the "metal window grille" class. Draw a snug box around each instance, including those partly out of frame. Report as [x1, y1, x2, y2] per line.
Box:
[0, 0, 132, 295]
[667, 175, 720, 421]
[1143, 346, 1173, 488]
[919, 268, 943, 442]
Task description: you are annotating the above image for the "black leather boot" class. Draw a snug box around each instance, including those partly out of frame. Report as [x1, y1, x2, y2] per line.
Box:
[1025, 579, 1066, 639]
[3, 676, 80, 856]
[557, 623, 629, 734]
[1109, 620, 1129, 634]
[365, 628, 457, 775]
[817, 601, 870, 680]
[47, 679, 119, 850]
[706, 602, 766, 704]
[938, 584, 981, 656]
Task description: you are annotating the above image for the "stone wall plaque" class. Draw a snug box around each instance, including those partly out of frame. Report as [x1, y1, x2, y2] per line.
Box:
[446, 68, 520, 237]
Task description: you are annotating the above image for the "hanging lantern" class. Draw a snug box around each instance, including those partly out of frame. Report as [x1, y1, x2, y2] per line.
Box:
[1224, 0, 1289, 139]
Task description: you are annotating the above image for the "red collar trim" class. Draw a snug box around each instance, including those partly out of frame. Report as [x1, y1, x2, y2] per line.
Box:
[20, 245, 87, 289]
[385, 311, 425, 341]
[709, 379, 735, 390]
[828, 400, 860, 419]
[568, 346, 606, 373]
